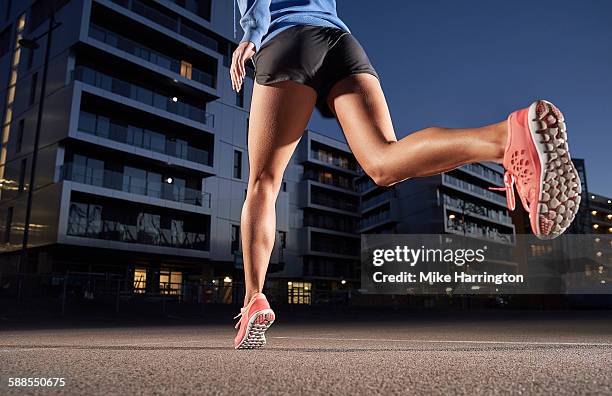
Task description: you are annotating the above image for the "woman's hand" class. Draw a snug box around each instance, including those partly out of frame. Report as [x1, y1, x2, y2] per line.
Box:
[230, 41, 256, 92]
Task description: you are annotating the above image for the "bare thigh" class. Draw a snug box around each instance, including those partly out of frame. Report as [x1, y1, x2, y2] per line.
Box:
[327, 74, 397, 165]
[247, 81, 317, 189]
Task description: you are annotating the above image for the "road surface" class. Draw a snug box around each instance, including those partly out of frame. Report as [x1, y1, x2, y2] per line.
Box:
[1, 311, 611, 395]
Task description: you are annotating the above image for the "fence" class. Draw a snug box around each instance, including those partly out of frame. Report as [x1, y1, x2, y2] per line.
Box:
[0, 272, 354, 317]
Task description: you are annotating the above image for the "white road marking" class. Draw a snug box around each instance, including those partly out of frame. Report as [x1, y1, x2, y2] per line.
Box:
[270, 336, 612, 347]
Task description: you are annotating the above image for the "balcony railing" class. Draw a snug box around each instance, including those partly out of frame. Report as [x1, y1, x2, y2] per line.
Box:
[89, 25, 215, 88]
[78, 111, 211, 166]
[109, 0, 218, 52]
[61, 163, 210, 208]
[68, 218, 208, 250]
[311, 240, 358, 256]
[460, 163, 504, 186]
[443, 174, 506, 205]
[446, 218, 514, 244]
[356, 178, 378, 193]
[310, 150, 358, 172]
[303, 216, 358, 234]
[443, 194, 512, 225]
[359, 210, 391, 229]
[361, 190, 396, 211]
[304, 172, 353, 190]
[311, 194, 358, 212]
[73, 66, 214, 126]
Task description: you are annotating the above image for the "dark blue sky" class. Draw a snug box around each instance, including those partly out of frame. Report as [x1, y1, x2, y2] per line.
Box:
[309, 0, 612, 197]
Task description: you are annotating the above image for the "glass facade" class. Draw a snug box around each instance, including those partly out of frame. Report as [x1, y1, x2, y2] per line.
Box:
[67, 199, 209, 250]
[73, 66, 214, 126]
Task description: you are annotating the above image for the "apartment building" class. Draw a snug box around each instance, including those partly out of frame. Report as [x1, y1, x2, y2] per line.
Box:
[0, 0, 264, 295]
[269, 130, 361, 303]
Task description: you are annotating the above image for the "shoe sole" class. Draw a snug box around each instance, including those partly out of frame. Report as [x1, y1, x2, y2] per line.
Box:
[528, 100, 582, 239]
[234, 309, 275, 350]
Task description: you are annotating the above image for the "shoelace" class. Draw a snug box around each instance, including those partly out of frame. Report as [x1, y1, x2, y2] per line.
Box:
[233, 308, 246, 329]
[488, 172, 518, 211]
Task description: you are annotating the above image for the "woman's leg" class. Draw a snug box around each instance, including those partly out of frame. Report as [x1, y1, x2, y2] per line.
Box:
[241, 81, 316, 306]
[327, 74, 507, 187]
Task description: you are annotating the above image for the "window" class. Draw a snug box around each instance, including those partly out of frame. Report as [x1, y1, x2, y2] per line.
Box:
[29, 72, 38, 105]
[4, 207, 13, 243]
[66, 202, 101, 236]
[180, 60, 192, 79]
[72, 154, 104, 186]
[231, 224, 240, 253]
[278, 231, 286, 248]
[29, 0, 72, 33]
[199, 0, 212, 20]
[26, 45, 34, 69]
[233, 150, 242, 179]
[235, 89, 244, 107]
[15, 119, 24, 153]
[0, 27, 10, 58]
[18, 158, 27, 193]
[133, 268, 147, 293]
[160, 270, 182, 295]
[287, 281, 311, 305]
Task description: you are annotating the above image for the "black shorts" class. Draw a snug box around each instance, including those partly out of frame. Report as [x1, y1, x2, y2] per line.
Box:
[252, 25, 379, 118]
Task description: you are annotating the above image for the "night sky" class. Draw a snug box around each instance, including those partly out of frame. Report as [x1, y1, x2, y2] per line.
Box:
[308, 0, 612, 197]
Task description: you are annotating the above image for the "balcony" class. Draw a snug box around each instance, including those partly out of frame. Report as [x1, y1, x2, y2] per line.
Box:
[460, 163, 503, 186]
[73, 66, 214, 126]
[309, 149, 358, 172]
[442, 174, 506, 206]
[446, 218, 514, 245]
[89, 24, 215, 88]
[311, 194, 358, 213]
[60, 163, 210, 208]
[359, 210, 392, 230]
[361, 190, 396, 212]
[311, 235, 359, 257]
[443, 194, 512, 225]
[356, 177, 379, 194]
[67, 212, 208, 250]
[304, 215, 358, 234]
[304, 170, 354, 191]
[78, 111, 212, 167]
[108, 0, 218, 51]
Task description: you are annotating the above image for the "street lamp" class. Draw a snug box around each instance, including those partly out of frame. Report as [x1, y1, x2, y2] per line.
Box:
[18, 10, 61, 274]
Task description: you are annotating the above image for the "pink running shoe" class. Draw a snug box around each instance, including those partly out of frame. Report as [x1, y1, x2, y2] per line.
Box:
[233, 293, 275, 350]
[494, 100, 581, 239]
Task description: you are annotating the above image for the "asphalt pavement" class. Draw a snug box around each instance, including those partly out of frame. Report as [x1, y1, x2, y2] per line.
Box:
[0, 311, 611, 395]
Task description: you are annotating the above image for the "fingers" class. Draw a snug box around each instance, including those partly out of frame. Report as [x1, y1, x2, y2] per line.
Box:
[238, 54, 246, 89]
[230, 43, 255, 92]
[230, 51, 240, 92]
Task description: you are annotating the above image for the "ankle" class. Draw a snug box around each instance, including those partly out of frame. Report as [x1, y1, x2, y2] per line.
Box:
[491, 121, 508, 163]
[243, 289, 261, 306]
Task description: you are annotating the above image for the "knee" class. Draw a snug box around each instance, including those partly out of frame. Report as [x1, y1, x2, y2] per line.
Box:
[361, 157, 397, 187]
[247, 172, 282, 201]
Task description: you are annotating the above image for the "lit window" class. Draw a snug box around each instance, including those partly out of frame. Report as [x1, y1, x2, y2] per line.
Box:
[593, 224, 599, 229]
[160, 270, 182, 295]
[592, 210, 597, 216]
[180, 60, 192, 79]
[288, 281, 312, 305]
[133, 268, 147, 293]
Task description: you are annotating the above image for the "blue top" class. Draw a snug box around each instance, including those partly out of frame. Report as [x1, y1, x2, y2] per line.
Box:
[236, 0, 350, 51]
